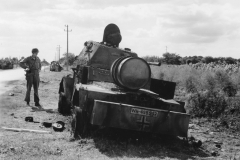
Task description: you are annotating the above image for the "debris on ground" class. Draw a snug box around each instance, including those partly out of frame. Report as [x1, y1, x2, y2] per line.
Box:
[215, 144, 221, 148]
[213, 140, 223, 145]
[25, 116, 40, 123]
[42, 122, 52, 128]
[188, 136, 202, 148]
[52, 121, 65, 132]
[31, 107, 57, 113]
[25, 116, 34, 122]
[2, 127, 51, 134]
[8, 93, 14, 96]
[40, 80, 50, 84]
[211, 150, 219, 157]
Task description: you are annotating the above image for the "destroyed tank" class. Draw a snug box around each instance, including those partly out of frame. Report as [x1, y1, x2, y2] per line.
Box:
[50, 61, 63, 72]
[58, 24, 190, 138]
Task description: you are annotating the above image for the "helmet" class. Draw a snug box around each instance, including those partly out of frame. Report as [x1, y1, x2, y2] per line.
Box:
[32, 48, 39, 53]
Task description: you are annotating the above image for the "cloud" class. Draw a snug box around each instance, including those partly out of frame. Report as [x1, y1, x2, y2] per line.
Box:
[151, 2, 240, 44]
[74, 0, 163, 8]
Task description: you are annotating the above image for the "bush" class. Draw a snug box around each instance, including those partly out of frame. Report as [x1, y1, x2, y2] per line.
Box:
[222, 83, 237, 97]
[186, 91, 227, 118]
[215, 70, 237, 97]
[220, 97, 240, 130]
[60, 52, 76, 66]
[202, 72, 216, 91]
[225, 97, 240, 115]
[186, 93, 206, 116]
[231, 70, 240, 90]
[162, 53, 181, 65]
[186, 59, 192, 65]
[185, 76, 198, 93]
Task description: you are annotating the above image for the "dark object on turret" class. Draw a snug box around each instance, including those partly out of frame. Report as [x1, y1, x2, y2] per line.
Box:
[102, 23, 122, 47]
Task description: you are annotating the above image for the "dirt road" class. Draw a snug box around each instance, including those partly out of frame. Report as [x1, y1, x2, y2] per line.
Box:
[0, 70, 240, 160]
[0, 67, 49, 95]
[0, 68, 25, 95]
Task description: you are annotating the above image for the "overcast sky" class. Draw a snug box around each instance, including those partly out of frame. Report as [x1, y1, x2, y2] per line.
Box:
[1, 0, 240, 62]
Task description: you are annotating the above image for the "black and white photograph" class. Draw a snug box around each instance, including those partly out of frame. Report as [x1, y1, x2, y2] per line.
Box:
[0, 0, 240, 159]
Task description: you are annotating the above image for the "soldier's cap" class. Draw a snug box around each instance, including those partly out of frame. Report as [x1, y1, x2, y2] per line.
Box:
[32, 48, 39, 53]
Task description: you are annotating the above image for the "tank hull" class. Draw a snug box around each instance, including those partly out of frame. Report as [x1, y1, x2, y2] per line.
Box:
[73, 83, 189, 137]
[91, 100, 189, 137]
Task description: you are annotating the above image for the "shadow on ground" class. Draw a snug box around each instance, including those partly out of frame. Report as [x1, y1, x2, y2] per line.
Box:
[80, 128, 210, 159]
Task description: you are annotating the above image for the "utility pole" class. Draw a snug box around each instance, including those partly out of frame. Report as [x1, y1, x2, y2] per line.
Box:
[64, 25, 72, 71]
[57, 45, 61, 62]
[166, 46, 168, 53]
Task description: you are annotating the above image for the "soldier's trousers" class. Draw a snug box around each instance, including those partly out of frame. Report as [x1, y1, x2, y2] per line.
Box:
[24, 74, 40, 103]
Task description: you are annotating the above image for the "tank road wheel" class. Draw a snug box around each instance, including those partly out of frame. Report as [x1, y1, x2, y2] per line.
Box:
[58, 92, 71, 115]
[71, 107, 88, 139]
[58, 77, 74, 115]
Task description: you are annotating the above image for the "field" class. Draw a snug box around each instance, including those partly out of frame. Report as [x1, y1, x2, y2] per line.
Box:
[0, 66, 240, 160]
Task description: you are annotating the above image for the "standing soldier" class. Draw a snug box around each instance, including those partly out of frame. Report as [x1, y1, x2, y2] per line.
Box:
[20, 48, 42, 108]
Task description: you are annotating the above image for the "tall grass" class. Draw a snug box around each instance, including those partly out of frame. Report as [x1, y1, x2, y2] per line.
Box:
[151, 64, 239, 119]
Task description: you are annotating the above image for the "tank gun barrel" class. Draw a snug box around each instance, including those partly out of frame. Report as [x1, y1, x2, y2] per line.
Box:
[147, 62, 161, 66]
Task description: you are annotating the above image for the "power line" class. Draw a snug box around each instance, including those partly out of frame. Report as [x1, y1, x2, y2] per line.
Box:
[64, 25, 72, 71]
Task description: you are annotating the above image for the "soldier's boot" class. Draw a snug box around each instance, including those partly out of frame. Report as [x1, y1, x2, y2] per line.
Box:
[35, 102, 43, 108]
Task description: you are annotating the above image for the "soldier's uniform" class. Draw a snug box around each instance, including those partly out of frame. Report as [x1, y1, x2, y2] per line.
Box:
[20, 56, 41, 105]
